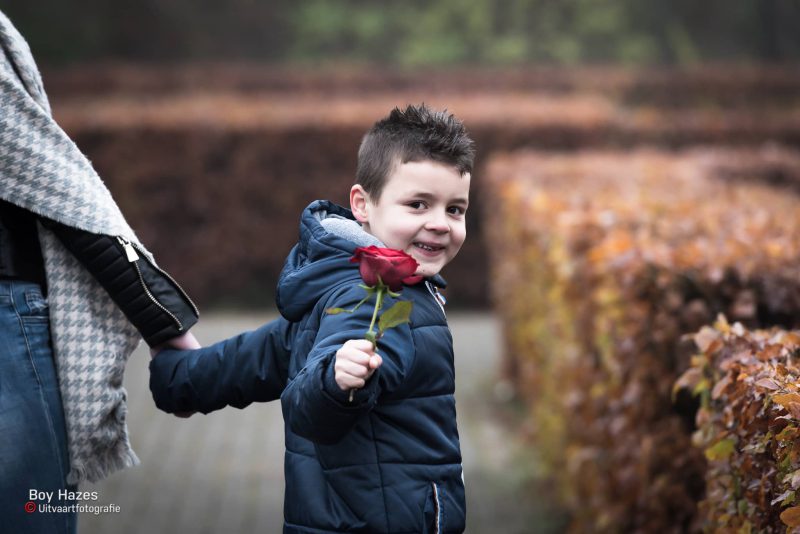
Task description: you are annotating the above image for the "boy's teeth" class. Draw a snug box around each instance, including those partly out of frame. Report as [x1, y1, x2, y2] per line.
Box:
[415, 243, 437, 251]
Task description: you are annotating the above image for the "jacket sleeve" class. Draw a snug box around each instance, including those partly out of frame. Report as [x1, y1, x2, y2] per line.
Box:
[40, 218, 199, 346]
[148, 317, 293, 414]
[280, 283, 415, 445]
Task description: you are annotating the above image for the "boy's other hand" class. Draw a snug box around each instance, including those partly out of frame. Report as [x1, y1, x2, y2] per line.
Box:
[149, 331, 201, 418]
[334, 339, 383, 391]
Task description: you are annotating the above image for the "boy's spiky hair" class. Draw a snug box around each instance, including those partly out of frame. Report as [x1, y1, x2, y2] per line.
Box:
[356, 104, 475, 201]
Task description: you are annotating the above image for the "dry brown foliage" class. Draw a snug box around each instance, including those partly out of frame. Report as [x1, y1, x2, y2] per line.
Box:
[485, 147, 800, 532]
[677, 318, 800, 533]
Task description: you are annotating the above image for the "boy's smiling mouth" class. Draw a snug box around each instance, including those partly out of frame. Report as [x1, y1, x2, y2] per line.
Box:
[412, 241, 446, 256]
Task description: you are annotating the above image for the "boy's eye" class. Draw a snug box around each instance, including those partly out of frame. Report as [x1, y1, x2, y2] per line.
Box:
[408, 201, 426, 209]
[448, 206, 466, 215]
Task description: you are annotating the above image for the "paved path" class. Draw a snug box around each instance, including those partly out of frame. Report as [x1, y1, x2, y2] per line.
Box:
[77, 312, 549, 533]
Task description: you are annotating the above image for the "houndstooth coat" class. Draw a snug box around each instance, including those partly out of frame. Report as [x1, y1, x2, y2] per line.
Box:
[1, 10, 154, 484]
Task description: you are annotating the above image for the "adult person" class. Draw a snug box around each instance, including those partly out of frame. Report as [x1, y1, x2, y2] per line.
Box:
[0, 10, 200, 534]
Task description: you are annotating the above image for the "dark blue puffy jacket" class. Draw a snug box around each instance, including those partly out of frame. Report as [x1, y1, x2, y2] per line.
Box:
[150, 200, 465, 533]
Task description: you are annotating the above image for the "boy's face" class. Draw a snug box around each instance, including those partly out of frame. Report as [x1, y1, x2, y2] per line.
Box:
[350, 160, 470, 278]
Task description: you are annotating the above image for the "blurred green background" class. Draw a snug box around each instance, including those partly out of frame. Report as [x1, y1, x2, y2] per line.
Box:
[3, 0, 799, 66]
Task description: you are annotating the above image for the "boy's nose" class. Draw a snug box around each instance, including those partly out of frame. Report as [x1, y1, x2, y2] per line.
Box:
[424, 211, 450, 233]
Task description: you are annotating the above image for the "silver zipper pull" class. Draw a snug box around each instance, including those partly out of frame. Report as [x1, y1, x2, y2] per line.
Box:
[434, 287, 446, 307]
[117, 236, 140, 262]
[426, 281, 446, 316]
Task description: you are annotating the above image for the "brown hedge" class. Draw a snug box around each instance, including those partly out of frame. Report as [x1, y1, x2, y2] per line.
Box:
[54, 91, 800, 148]
[53, 85, 800, 310]
[676, 318, 800, 533]
[484, 147, 800, 532]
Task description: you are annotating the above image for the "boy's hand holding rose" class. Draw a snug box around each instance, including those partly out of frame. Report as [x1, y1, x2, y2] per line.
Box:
[334, 339, 383, 391]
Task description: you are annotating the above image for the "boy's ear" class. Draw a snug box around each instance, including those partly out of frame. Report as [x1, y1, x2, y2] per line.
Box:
[350, 184, 370, 223]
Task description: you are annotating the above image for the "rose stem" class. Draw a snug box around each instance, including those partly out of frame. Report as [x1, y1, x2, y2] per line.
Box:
[350, 285, 384, 402]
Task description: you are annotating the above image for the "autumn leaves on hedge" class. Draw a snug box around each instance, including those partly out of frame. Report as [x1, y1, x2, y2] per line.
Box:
[485, 147, 800, 532]
[674, 316, 800, 533]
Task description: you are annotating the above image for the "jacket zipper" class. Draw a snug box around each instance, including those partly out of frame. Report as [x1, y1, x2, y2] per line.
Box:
[127, 239, 200, 318]
[432, 482, 441, 534]
[117, 236, 187, 331]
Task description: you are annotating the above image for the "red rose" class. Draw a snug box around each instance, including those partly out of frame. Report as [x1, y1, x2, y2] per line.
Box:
[350, 246, 423, 291]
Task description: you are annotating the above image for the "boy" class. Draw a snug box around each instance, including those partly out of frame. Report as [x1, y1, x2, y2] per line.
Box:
[150, 104, 475, 533]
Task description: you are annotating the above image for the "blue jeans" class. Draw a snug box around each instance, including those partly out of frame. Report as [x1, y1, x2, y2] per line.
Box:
[0, 281, 76, 534]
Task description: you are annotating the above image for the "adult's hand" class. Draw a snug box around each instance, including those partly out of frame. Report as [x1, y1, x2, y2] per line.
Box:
[149, 330, 201, 357]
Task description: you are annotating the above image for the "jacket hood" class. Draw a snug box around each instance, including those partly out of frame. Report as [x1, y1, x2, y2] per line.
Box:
[276, 200, 445, 322]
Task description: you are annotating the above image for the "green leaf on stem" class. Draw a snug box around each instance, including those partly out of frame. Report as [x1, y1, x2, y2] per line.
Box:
[378, 301, 413, 333]
[327, 294, 372, 316]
